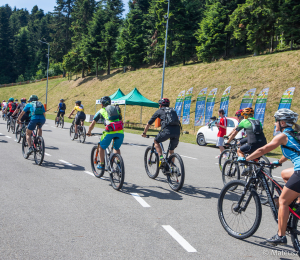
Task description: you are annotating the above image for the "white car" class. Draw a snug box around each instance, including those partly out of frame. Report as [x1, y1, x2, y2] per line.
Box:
[196, 117, 244, 146]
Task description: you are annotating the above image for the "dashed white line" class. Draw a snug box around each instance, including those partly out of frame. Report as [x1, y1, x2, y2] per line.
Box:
[85, 171, 94, 176]
[181, 155, 197, 160]
[162, 225, 197, 253]
[5, 136, 12, 139]
[45, 153, 51, 156]
[59, 160, 73, 166]
[273, 176, 282, 179]
[131, 193, 151, 207]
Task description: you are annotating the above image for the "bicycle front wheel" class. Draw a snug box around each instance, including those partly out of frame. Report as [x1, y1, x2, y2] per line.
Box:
[90, 145, 104, 178]
[70, 125, 75, 140]
[109, 153, 125, 191]
[167, 153, 185, 191]
[11, 119, 16, 134]
[219, 149, 233, 172]
[290, 208, 300, 256]
[218, 180, 262, 239]
[144, 146, 159, 179]
[61, 118, 64, 128]
[22, 137, 29, 159]
[79, 126, 86, 143]
[15, 124, 21, 143]
[34, 136, 45, 165]
[222, 160, 240, 189]
[7, 120, 10, 132]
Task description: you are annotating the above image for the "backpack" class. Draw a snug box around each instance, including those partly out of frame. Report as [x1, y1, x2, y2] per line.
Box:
[105, 105, 119, 121]
[11, 102, 17, 111]
[60, 103, 66, 110]
[282, 131, 300, 155]
[248, 119, 262, 134]
[162, 107, 180, 127]
[32, 101, 44, 115]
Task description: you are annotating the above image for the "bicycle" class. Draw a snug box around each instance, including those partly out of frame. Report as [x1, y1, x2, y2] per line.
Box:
[2, 111, 6, 121]
[7, 115, 17, 133]
[22, 123, 45, 165]
[90, 133, 125, 190]
[70, 118, 86, 143]
[144, 135, 185, 191]
[55, 111, 64, 128]
[218, 160, 300, 256]
[15, 121, 29, 143]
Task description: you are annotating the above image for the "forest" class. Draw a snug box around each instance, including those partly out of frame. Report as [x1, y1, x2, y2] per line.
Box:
[0, 0, 299, 84]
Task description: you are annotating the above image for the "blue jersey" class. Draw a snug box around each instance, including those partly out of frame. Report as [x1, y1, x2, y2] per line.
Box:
[23, 103, 46, 120]
[281, 127, 300, 171]
[59, 102, 66, 112]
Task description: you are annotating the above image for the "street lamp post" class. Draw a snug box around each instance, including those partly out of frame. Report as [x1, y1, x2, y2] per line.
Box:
[161, 0, 170, 99]
[38, 40, 50, 110]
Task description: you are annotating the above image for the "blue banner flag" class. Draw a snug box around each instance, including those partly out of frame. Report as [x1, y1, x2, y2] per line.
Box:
[240, 88, 256, 110]
[182, 87, 193, 124]
[194, 88, 207, 126]
[174, 90, 185, 120]
[205, 88, 218, 125]
[254, 88, 269, 126]
[219, 86, 231, 117]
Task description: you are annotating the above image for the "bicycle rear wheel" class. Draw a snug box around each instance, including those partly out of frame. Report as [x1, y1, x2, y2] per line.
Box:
[79, 126, 86, 143]
[34, 136, 45, 165]
[290, 208, 300, 256]
[61, 118, 64, 128]
[90, 145, 104, 178]
[144, 146, 159, 179]
[219, 149, 233, 172]
[109, 153, 125, 190]
[218, 180, 262, 239]
[7, 119, 10, 132]
[15, 124, 21, 143]
[222, 160, 240, 189]
[22, 137, 30, 159]
[11, 119, 16, 134]
[70, 124, 75, 140]
[167, 153, 185, 191]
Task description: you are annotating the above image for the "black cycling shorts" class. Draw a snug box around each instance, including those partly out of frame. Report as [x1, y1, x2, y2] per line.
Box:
[240, 143, 262, 155]
[57, 111, 65, 118]
[75, 113, 86, 125]
[21, 114, 30, 123]
[155, 131, 179, 150]
[286, 171, 300, 193]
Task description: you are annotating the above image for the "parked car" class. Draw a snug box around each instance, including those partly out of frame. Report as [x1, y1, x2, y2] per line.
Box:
[196, 117, 244, 146]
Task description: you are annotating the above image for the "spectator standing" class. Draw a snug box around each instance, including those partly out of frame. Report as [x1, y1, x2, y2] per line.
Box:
[216, 109, 227, 158]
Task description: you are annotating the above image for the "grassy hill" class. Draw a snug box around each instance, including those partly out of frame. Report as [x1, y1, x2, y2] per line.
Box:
[1, 50, 300, 145]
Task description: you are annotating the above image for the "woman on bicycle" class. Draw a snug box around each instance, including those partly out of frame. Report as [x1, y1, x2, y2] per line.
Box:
[68, 101, 86, 139]
[246, 108, 300, 245]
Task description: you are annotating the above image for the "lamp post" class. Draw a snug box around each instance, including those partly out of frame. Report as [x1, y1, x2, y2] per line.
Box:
[38, 40, 50, 110]
[161, 0, 170, 99]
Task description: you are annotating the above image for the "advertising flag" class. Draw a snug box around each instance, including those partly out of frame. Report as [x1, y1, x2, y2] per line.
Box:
[254, 88, 269, 126]
[240, 88, 256, 110]
[182, 87, 193, 124]
[273, 87, 295, 135]
[174, 90, 185, 120]
[219, 86, 231, 116]
[194, 88, 207, 126]
[205, 88, 218, 124]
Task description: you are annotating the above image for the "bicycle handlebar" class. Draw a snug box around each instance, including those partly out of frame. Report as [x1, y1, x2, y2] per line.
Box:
[146, 135, 157, 138]
[241, 160, 282, 169]
[89, 133, 103, 136]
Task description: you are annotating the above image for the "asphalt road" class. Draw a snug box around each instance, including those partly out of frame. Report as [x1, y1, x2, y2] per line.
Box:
[0, 119, 298, 260]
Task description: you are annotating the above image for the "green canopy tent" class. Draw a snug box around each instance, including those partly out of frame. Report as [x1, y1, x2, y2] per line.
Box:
[112, 88, 159, 123]
[95, 88, 125, 113]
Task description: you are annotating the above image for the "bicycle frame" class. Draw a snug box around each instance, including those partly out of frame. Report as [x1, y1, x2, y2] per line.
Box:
[94, 139, 115, 173]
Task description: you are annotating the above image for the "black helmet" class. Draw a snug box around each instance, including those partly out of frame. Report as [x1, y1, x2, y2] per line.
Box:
[75, 100, 81, 106]
[100, 96, 111, 107]
[158, 98, 170, 107]
[60, 99, 64, 101]
[28, 95, 38, 102]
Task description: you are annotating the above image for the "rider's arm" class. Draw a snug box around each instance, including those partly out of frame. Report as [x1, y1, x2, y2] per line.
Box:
[68, 109, 75, 118]
[12, 108, 19, 116]
[142, 110, 160, 137]
[227, 129, 239, 143]
[87, 120, 96, 135]
[246, 134, 288, 161]
[278, 155, 288, 164]
[142, 124, 151, 136]
[17, 111, 25, 122]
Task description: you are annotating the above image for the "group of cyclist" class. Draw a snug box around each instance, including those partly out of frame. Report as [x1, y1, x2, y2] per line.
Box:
[2, 92, 300, 248]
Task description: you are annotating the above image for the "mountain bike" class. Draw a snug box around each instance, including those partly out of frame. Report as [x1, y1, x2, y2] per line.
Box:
[70, 118, 86, 143]
[55, 111, 64, 128]
[218, 160, 300, 256]
[7, 116, 16, 133]
[2, 111, 6, 121]
[144, 135, 185, 191]
[22, 123, 45, 165]
[90, 133, 125, 191]
[218, 138, 241, 172]
[15, 121, 29, 143]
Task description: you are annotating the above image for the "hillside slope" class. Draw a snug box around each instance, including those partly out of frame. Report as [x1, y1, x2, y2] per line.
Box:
[1, 50, 300, 142]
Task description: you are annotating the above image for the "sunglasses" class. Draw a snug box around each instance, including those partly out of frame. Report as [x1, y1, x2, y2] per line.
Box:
[275, 119, 280, 122]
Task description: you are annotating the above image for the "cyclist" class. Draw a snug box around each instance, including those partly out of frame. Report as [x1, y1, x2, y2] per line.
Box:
[226, 107, 267, 161]
[142, 98, 181, 168]
[2, 100, 7, 117]
[56, 99, 66, 125]
[12, 98, 30, 124]
[87, 96, 124, 174]
[68, 100, 86, 139]
[246, 108, 300, 246]
[6, 98, 17, 120]
[17, 95, 46, 156]
[15, 99, 19, 106]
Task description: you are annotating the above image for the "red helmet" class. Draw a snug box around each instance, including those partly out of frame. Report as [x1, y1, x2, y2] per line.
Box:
[235, 109, 243, 116]
[158, 98, 170, 107]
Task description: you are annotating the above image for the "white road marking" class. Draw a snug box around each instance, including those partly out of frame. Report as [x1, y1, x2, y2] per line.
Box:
[59, 160, 73, 166]
[162, 225, 197, 253]
[45, 153, 51, 156]
[51, 126, 56, 128]
[273, 176, 282, 179]
[181, 155, 197, 160]
[131, 193, 151, 208]
[85, 171, 94, 176]
[5, 136, 11, 139]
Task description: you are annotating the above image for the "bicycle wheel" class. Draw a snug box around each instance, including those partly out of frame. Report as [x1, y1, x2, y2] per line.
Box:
[61, 118, 64, 128]
[290, 208, 300, 256]
[90, 145, 104, 178]
[70, 124, 75, 140]
[15, 124, 22, 143]
[219, 149, 233, 172]
[256, 167, 274, 205]
[22, 137, 30, 159]
[11, 119, 16, 134]
[167, 153, 185, 191]
[34, 136, 45, 165]
[79, 126, 86, 143]
[218, 180, 262, 239]
[7, 119, 10, 132]
[144, 146, 159, 179]
[222, 160, 240, 189]
[109, 153, 125, 191]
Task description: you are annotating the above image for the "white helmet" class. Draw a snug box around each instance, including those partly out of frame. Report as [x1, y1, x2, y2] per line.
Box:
[274, 108, 298, 126]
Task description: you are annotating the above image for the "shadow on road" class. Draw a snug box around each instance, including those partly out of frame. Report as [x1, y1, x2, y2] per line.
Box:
[123, 142, 148, 147]
[43, 130, 52, 132]
[42, 161, 85, 171]
[0, 139, 8, 143]
[180, 185, 222, 199]
[45, 146, 59, 150]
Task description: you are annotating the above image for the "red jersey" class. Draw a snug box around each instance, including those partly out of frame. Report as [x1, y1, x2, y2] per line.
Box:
[8, 102, 17, 112]
[217, 117, 227, 137]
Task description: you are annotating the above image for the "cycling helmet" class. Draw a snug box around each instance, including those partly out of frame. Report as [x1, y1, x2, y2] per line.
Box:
[100, 96, 111, 107]
[60, 99, 64, 101]
[8, 97, 14, 102]
[21, 98, 26, 103]
[2, 100, 5, 102]
[241, 107, 254, 116]
[235, 109, 243, 116]
[75, 100, 81, 106]
[29, 95, 38, 101]
[158, 98, 170, 107]
[274, 108, 298, 126]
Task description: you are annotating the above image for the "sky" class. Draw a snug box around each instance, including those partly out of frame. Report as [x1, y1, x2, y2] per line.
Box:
[3, 0, 129, 16]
